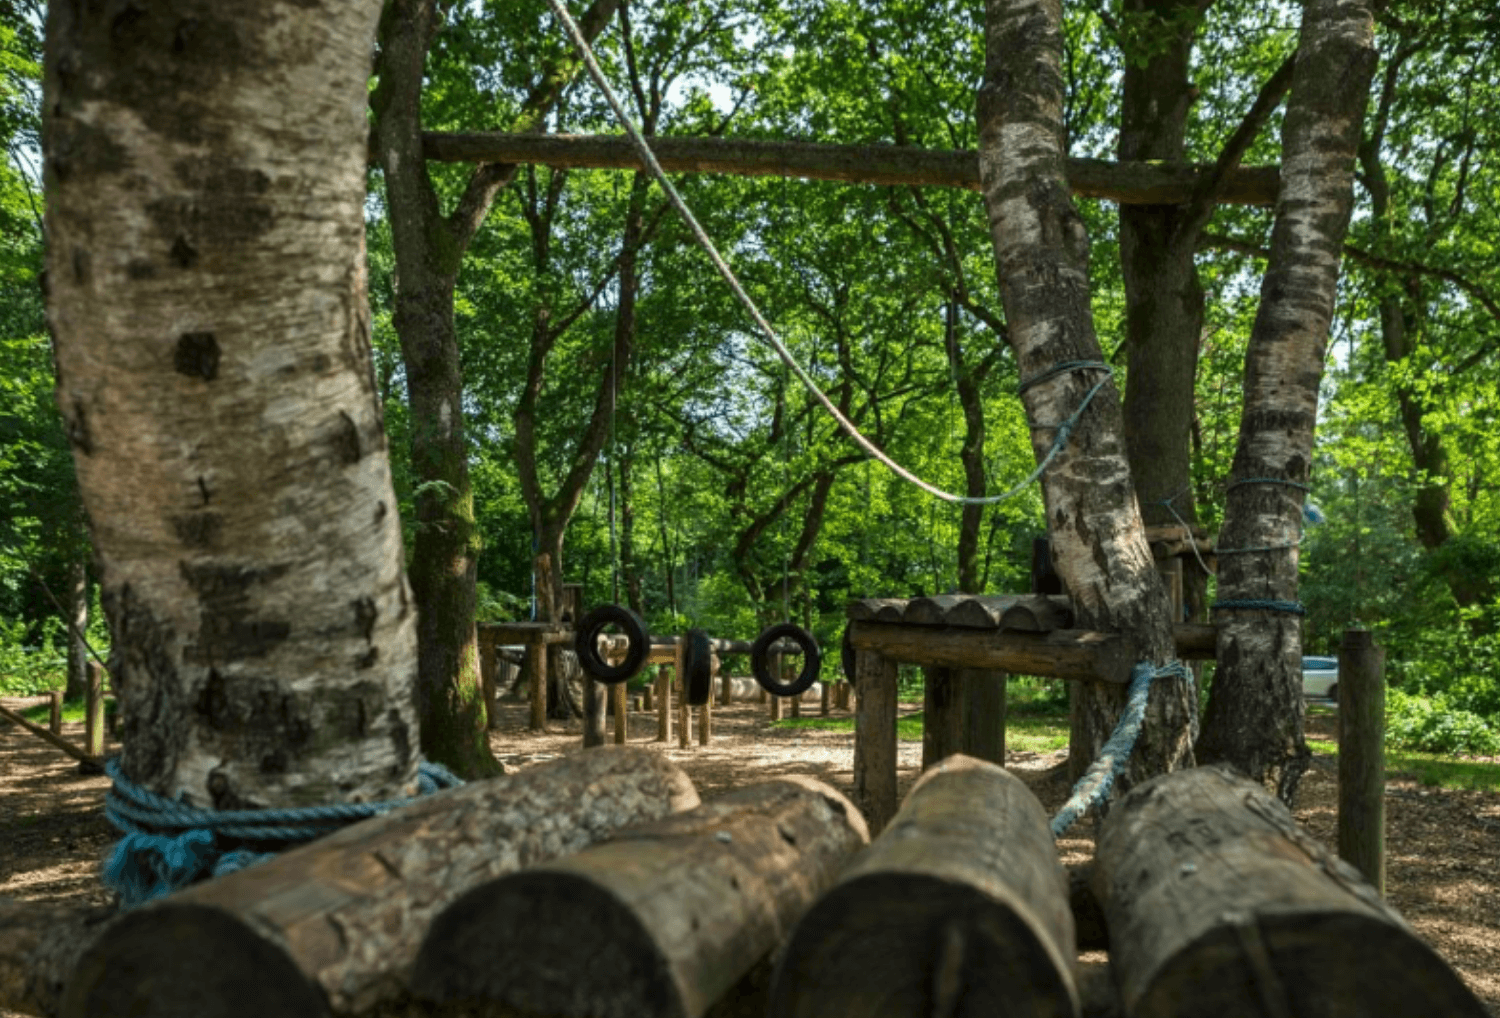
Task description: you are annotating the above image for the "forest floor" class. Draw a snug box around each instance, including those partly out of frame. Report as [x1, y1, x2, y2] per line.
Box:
[1, 690, 1497, 1016]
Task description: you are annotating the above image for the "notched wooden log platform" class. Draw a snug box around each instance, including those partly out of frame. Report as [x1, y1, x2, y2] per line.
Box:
[61, 748, 699, 1018]
[411, 777, 869, 1018]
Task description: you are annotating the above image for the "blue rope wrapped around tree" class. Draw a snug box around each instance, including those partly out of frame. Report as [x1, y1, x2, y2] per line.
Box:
[1050, 659, 1193, 838]
[102, 758, 463, 909]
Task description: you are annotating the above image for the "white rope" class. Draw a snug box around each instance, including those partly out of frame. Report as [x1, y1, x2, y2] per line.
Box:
[544, 0, 1086, 506]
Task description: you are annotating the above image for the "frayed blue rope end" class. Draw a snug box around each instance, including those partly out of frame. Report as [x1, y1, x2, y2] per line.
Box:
[103, 829, 218, 909]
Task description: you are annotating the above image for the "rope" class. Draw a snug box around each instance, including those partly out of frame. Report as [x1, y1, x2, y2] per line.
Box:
[1050, 659, 1192, 838]
[543, 0, 1108, 507]
[1225, 477, 1311, 492]
[1210, 599, 1307, 615]
[102, 758, 463, 909]
[1152, 487, 1213, 580]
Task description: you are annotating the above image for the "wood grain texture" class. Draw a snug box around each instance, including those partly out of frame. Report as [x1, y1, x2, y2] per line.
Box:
[768, 755, 1078, 1018]
[851, 649, 898, 834]
[0, 899, 117, 1017]
[61, 748, 700, 1018]
[849, 623, 1136, 684]
[411, 778, 869, 1018]
[1093, 764, 1486, 1018]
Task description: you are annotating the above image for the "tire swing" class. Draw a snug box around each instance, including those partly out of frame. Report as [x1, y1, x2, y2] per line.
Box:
[750, 622, 822, 698]
[683, 629, 714, 706]
[574, 605, 650, 684]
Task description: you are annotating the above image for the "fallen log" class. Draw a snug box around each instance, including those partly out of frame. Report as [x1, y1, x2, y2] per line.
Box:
[0, 899, 117, 1018]
[412, 776, 869, 1018]
[768, 755, 1078, 1017]
[62, 747, 699, 1018]
[1093, 764, 1488, 1018]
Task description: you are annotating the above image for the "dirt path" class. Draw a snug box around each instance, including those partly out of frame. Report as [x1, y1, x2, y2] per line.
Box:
[3, 693, 1497, 1015]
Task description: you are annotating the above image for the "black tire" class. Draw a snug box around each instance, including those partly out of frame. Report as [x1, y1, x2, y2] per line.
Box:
[1327, 683, 1338, 704]
[841, 625, 856, 684]
[684, 629, 714, 706]
[574, 605, 650, 683]
[751, 623, 822, 698]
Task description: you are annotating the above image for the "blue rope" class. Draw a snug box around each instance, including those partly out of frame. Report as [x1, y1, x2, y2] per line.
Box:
[1050, 660, 1192, 838]
[1211, 599, 1306, 615]
[102, 758, 463, 909]
[1225, 476, 1310, 492]
[1017, 360, 1111, 395]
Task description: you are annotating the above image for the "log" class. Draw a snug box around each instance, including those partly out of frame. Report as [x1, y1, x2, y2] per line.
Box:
[767, 755, 1078, 1018]
[62, 747, 700, 1018]
[643, 684, 654, 712]
[657, 664, 672, 743]
[996, 595, 1075, 632]
[961, 669, 1006, 766]
[1174, 622, 1217, 660]
[527, 640, 548, 732]
[902, 594, 974, 625]
[84, 663, 104, 758]
[1093, 764, 1488, 1018]
[413, 132, 1282, 207]
[612, 682, 627, 746]
[0, 898, 117, 1018]
[920, 666, 964, 770]
[412, 777, 870, 1018]
[677, 642, 691, 749]
[846, 597, 908, 623]
[1338, 628, 1385, 894]
[852, 648, 898, 834]
[820, 680, 830, 716]
[850, 622, 1136, 684]
[477, 627, 498, 731]
[49, 689, 62, 734]
[0, 701, 101, 770]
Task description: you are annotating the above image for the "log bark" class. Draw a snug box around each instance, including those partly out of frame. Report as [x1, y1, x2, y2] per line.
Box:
[1338, 629, 1385, 893]
[412, 132, 1280, 207]
[961, 669, 1007, 766]
[851, 622, 1136, 684]
[921, 666, 965, 770]
[0, 898, 118, 1018]
[852, 649, 898, 834]
[657, 663, 672, 743]
[411, 778, 869, 1018]
[63, 748, 698, 1018]
[1199, 0, 1377, 804]
[1093, 764, 1486, 1018]
[767, 755, 1078, 1018]
[527, 641, 548, 733]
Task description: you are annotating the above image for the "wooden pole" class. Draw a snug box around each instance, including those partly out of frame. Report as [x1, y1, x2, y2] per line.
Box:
[699, 656, 715, 746]
[849, 622, 1137, 684]
[413, 778, 869, 1018]
[920, 666, 964, 770]
[612, 682, 627, 745]
[1094, 764, 1486, 1018]
[717, 652, 732, 706]
[656, 663, 672, 743]
[768, 756, 1077, 1017]
[643, 684, 654, 712]
[676, 641, 690, 749]
[960, 669, 1007, 766]
[0, 701, 101, 770]
[852, 649, 898, 834]
[84, 663, 104, 759]
[1339, 628, 1385, 895]
[49, 689, 63, 735]
[477, 628, 499, 731]
[63, 749, 701, 1018]
[820, 680, 830, 716]
[527, 640, 548, 733]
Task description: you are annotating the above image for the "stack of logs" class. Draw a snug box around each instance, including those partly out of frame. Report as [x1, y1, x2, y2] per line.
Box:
[3, 747, 1484, 1018]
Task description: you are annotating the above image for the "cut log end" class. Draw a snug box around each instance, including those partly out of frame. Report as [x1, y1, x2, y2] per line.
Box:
[768, 874, 1080, 1018]
[62, 905, 323, 1018]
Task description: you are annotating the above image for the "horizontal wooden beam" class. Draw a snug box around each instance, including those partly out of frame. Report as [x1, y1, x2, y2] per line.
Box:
[414, 132, 1280, 208]
[0, 702, 102, 770]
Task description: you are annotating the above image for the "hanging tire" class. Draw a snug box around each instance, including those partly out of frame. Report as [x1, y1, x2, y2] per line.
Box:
[751, 623, 821, 698]
[841, 625, 856, 684]
[684, 629, 714, 706]
[574, 605, 650, 683]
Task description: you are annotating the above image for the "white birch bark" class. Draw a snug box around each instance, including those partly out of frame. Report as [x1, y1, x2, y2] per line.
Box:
[43, 0, 419, 807]
[977, 0, 1192, 786]
[1198, 0, 1377, 803]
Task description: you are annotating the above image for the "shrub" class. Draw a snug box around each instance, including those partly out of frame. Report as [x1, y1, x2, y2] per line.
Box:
[0, 616, 66, 696]
[1386, 689, 1500, 757]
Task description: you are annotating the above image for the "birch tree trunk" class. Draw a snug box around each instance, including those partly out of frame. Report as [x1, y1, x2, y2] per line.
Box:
[1197, 0, 1377, 804]
[977, 0, 1193, 787]
[43, 0, 421, 805]
[64, 556, 89, 701]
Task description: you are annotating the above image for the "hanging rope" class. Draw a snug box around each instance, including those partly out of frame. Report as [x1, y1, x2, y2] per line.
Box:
[543, 0, 1110, 507]
[102, 758, 463, 909]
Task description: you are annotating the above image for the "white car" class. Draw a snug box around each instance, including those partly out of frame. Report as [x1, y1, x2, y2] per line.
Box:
[1302, 656, 1339, 700]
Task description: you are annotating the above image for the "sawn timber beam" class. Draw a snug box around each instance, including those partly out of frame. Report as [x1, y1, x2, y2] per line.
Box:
[408, 132, 1281, 207]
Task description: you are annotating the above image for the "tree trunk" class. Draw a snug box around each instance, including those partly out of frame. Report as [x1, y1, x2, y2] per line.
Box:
[64, 556, 88, 701]
[1197, 0, 1377, 804]
[43, 0, 418, 805]
[977, 0, 1191, 791]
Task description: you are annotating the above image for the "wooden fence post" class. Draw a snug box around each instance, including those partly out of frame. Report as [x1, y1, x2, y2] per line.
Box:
[612, 683, 627, 745]
[528, 640, 548, 733]
[676, 642, 690, 749]
[921, 666, 964, 770]
[477, 627, 498, 732]
[656, 664, 672, 743]
[852, 649, 898, 834]
[1339, 628, 1385, 895]
[49, 689, 63, 735]
[84, 663, 104, 758]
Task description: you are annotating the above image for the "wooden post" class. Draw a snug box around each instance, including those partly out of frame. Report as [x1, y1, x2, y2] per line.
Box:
[49, 689, 63, 735]
[820, 680, 830, 716]
[64, 749, 701, 1018]
[852, 649, 898, 834]
[1156, 555, 1184, 621]
[84, 662, 104, 758]
[656, 664, 672, 743]
[1339, 628, 1385, 895]
[768, 756, 1077, 1017]
[527, 640, 548, 733]
[612, 682, 627, 745]
[961, 669, 1007, 766]
[699, 656, 716, 746]
[835, 682, 849, 711]
[676, 641, 691, 749]
[477, 627, 499, 731]
[643, 684, 654, 712]
[717, 653, 732, 706]
[413, 778, 869, 1018]
[921, 666, 964, 770]
[789, 689, 801, 718]
[1094, 764, 1487, 1018]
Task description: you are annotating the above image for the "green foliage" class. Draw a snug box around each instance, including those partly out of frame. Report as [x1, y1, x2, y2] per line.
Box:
[0, 615, 63, 695]
[1386, 689, 1500, 757]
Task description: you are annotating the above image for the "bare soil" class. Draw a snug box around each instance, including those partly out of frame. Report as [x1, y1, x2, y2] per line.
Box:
[2, 692, 1497, 1016]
